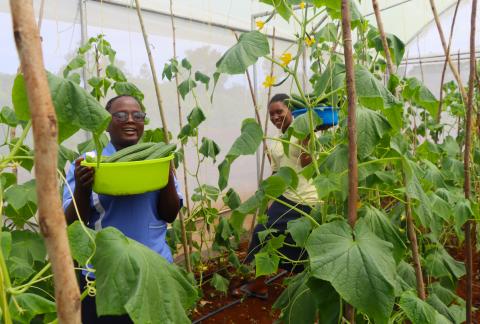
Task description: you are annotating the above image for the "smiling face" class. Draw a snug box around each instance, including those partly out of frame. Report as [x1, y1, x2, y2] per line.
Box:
[107, 96, 145, 150]
[268, 100, 293, 133]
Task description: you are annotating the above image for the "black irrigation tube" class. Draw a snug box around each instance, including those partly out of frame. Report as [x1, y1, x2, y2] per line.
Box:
[192, 270, 288, 324]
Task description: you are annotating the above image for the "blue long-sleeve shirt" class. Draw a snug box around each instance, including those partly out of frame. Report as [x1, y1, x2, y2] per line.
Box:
[62, 142, 182, 263]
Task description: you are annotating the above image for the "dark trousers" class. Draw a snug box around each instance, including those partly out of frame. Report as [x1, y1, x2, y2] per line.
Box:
[80, 276, 133, 324]
[246, 195, 311, 273]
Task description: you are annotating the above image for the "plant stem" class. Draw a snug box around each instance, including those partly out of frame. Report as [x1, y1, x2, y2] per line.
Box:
[464, 0, 477, 321]
[0, 121, 32, 171]
[169, 0, 192, 273]
[250, 27, 276, 242]
[9, 263, 51, 294]
[9, 1, 81, 322]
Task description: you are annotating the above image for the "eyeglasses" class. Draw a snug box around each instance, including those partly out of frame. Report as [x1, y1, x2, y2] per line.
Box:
[111, 111, 146, 123]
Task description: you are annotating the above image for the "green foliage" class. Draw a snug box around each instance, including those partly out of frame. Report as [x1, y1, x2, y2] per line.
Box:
[13, 72, 111, 142]
[306, 221, 396, 323]
[218, 118, 263, 190]
[216, 31, 270, 75]
[93, 227, 198, 323]
[399, 291, 450, 324]
[210, 273, 229, 294]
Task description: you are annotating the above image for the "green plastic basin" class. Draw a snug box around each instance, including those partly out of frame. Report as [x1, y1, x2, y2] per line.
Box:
[80, 154, 174, 196]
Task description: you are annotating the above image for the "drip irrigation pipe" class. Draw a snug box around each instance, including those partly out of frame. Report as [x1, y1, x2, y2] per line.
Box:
[192, 270, 288, 323]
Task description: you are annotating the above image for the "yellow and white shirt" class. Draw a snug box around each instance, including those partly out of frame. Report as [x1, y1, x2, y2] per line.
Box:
[269, 135, 318, 206]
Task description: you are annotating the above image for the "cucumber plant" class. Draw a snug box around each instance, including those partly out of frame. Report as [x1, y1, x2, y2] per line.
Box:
[211, 1, 479, 323]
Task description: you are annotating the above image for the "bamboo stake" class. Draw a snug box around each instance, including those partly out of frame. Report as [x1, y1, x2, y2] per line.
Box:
[436, 0, 461, 130]
[341, 0, 358, 229]
[404, 177, 427, 300]
[371, 0, 395, 77]
[169, 0, 191, 273]
[429, 0, 468, 104]
[464, 0, 477, 322]
[248, 28, 276, 240]
[134, 0, 170, 143]
[9, 1, 81, 323]
[341, 0, 358, 321]
[372, 0, 427, 300]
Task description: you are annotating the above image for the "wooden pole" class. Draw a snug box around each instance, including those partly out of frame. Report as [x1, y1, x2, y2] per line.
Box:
[436, 0, 461, 131]
[371, 0, 395, 77]
[169, 0, 191, 273]
[9, 1, 81, 323]
[248, 28, 276, 240]
[341, 0, 358, 229]
[134, 0, 170, 143]
[429, 0, 468, 104]
[341, 0, 358, 321]
[464, 0, 477, 322]
[404, 178, 427, 299]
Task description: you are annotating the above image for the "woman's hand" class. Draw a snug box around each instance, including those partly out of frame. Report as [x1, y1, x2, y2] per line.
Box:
[74, 157, 94, 194]
[299, 136, 313, 167]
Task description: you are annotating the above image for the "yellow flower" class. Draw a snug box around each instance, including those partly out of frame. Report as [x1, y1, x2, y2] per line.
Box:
[304, 35, 315, 47]
[356, 200, 362, 210]
[262, 75, 276, 88]
[280, 52, 292, 67]
[300, 2, 305, 9]
[256, 20, 265, 30]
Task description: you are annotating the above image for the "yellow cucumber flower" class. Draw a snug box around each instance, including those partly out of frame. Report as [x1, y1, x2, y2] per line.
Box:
[256, 20, 265, 30]
[280, 52, 292, 67]
[304, 35, 315, 47]
[262, 75, 276, 88]
[300, 2, 306, 9]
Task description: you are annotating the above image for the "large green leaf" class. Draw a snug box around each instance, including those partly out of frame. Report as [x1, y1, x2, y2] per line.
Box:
[9, 293, 56, 324]
[92, 227, 198, 323]
[358, 206, 406, 263]
[255, 251, 280, 277]
[218, 118, 263, 189]
[306, 221, 396, 323]
[403, 159, 432, 227]
[216, 31, 270, 75]
[424, 246, 465, 279]
[356, 106, 392, 158]
[315, 23, 338, 43]
[368, 28, 405, 66]
[272, 272, 318, 324]
[291, 111, 322, 139]
[399, 290, 450, 324]
[12, 73, 111, 143]
[211, 273, 229, 294]
[178, 79, 197, 100]
[199, 137, 220, 161]
[313, 172, 342, 199]
[427, 293, 460, 324]
[403, 77, 439, 117]
[287, 217, 312, 247]
[4, 180, 37, 211]
[67, 221, 96, 266]
[106, 64, 127, 82]
[0, 106, 19, 127]
[260, 0, 291, 21]
[355, 65, 400, 110]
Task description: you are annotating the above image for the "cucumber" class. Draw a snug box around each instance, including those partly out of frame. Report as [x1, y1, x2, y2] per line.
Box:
[116, 142, 165, 162]
[105, 142, 156, 162]
[285, 98, 307, 110]
[146, 143, 176, 160]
